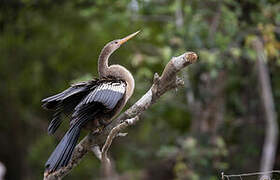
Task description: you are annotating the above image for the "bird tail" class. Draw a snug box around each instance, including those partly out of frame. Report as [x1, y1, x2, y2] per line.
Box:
[45, 125, 81, 173]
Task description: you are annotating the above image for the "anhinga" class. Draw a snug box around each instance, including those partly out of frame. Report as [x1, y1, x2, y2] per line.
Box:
[42, 31, 139, 173]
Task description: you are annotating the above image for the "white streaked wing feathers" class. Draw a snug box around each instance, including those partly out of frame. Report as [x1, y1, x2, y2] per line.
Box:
[78, 82, 126, 110]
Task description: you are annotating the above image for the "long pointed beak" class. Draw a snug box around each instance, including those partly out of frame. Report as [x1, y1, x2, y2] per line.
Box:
[118, 30, 140, 45]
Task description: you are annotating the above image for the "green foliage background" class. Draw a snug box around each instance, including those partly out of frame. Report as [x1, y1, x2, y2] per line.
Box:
[1, 0, 280, 179]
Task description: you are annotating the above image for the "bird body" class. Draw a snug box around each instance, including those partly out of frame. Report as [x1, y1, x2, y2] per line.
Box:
[43, 31, 139, 173]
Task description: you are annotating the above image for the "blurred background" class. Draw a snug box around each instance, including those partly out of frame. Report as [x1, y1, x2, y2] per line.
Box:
[1, 0, 280, 179]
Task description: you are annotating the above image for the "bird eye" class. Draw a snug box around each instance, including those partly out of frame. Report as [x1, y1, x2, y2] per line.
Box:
[115, 41, 118, 44]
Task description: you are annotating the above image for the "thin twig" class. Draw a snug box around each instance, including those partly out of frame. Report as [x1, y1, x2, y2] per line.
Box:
[101, 116, 139, 162]
[101, 116, 139, 178]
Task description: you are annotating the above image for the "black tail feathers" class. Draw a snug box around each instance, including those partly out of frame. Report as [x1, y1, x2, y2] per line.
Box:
[45, 125, 81, 172]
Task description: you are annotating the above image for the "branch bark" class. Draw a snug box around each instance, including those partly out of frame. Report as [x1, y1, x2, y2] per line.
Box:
[43, 51, 198, 180]
[253, 38, 278, 175]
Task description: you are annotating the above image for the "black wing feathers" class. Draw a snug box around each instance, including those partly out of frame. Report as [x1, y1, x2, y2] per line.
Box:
[42, 81, 95, 110]
[76, 82, 126, 111]
[42, 80, 98, 134]
[45, 104, 102, 172]
[42, 80, 126, 134]
[47, 109, 63, 134]
[71, 82, 126, 127]
[44, 80, 127, 172]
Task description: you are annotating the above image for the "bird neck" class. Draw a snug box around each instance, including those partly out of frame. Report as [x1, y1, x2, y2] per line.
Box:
[98, 46, 112, 78]
[97, 45, 135, 100]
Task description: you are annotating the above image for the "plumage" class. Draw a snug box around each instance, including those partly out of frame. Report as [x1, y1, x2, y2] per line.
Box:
[44, 31, 138, 174]
[43, 80, 98, 134]
[78, 81, 126, 110]
[44, 80, 127, 172]
[43, 80, 126, 134]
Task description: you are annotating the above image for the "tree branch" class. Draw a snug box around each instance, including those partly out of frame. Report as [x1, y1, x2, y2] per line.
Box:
[253, 38, 278, 176]
[43, 51, 198, 180]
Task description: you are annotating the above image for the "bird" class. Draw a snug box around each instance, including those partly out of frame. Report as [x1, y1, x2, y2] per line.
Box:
[42, 31, 139, 173]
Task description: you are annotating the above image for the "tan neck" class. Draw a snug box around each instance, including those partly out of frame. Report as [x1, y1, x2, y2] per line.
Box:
[98, 47, 111, 78]
[98, 45, 135, 100]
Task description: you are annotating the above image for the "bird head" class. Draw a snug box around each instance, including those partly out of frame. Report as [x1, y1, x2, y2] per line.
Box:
[105, 31, 140, 53]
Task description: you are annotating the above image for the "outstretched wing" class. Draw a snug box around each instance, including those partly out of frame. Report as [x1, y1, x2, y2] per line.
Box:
[42, 80, 98, 134]
[71, 81, 126, 127]
[42, 80, 126, 134]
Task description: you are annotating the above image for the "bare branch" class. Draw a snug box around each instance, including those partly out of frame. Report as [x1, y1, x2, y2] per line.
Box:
[44, 51, 198, 180]
[101, 116, 139, 163]
[101, 116, 139, 178]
